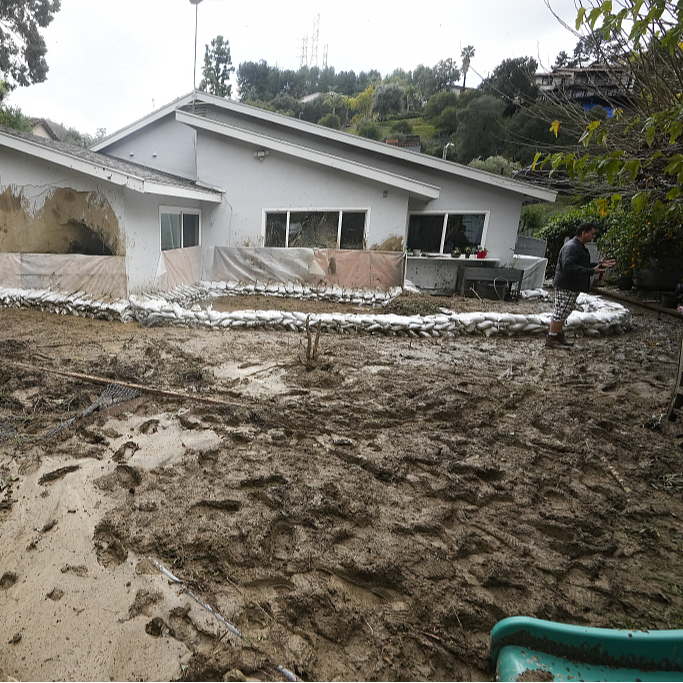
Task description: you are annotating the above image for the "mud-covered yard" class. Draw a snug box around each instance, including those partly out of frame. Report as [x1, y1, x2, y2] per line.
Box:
[0, 290, 682, 681]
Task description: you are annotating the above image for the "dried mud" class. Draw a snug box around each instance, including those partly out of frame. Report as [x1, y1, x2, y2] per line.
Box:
[0, 290, 682, 682]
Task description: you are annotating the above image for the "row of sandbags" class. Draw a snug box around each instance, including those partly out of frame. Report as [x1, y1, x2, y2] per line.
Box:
[0, 283, 633, 338]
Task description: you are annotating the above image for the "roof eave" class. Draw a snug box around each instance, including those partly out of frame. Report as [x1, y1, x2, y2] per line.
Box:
[1, 130, 222, 203]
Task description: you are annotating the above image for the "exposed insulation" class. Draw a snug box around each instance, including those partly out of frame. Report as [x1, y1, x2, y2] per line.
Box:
[0, 186, 122, 255]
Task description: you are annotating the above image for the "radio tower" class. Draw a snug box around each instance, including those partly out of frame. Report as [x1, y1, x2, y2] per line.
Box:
[322, 44, 328, 70]
[299, 36, 308, 69]
[311, 14, 320, 68]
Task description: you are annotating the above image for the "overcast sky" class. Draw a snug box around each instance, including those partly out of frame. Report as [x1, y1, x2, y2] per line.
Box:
[7, 0, 581, 138]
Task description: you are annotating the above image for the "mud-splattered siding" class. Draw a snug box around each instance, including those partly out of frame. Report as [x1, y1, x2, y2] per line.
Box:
[371, 235, 404, 251]
[0, 186, 123, 255]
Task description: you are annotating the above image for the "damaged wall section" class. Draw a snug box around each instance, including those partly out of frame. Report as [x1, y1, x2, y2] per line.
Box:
[0, 186, 122, 256]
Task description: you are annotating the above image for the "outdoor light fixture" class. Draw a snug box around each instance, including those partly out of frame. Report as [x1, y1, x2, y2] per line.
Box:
[255, 150, 270, 161]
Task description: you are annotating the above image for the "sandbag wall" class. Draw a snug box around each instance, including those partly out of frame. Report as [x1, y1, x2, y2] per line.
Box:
[0, 281, 634, 338]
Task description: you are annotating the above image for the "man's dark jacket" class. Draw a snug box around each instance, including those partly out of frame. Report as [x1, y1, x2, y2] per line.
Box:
[553, 237, 597, 292]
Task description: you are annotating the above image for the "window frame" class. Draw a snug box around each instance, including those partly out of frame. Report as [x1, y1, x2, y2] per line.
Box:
[262, 208, 369, 249]
[406, 211, 489, 254]
[159, 206, 201, 251]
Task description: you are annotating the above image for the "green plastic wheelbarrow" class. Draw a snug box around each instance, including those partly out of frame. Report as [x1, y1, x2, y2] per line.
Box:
[490, 617, 683, 681]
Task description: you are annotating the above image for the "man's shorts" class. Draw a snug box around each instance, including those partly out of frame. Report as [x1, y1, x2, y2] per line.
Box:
[551, 289, 579, 323]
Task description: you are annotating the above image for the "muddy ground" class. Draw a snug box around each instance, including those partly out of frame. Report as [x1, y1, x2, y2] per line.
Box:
[0, 289, 682, 681]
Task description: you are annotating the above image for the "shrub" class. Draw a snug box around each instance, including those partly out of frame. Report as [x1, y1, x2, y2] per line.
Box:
[318, 113, 341, 130]
[536, 203, 605, 277]
[468, 155, 521, 177]
[390, 119, 413, 135]
[356, 120, 383, 140]
[599, 201, 683, 277]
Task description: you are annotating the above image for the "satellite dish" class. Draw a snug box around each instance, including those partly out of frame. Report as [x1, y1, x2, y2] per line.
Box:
[189, 0, 203, 4]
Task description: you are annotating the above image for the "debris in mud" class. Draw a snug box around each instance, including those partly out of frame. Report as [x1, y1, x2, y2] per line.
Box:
[38, 464, 80, 485]
[46, 587, 64, 601]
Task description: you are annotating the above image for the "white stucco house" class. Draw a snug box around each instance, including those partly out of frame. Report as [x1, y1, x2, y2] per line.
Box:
[0, 91, 555, 298]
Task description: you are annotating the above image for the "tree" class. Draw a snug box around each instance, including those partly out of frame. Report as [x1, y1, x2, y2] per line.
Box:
[537, 0, 683, 207]
[372, 83, 404, 120]
[350, 85, 374, 122]
[434, 58, 461, 92]
[0, 0, 60, 94]
[454, 94, 506, 164]
[237, 60, 273, 101]
[423, 91, 460, 119]
[461, 46, 475, 88]
[199, 36, 234, 97]
[480, 56, 539, 115]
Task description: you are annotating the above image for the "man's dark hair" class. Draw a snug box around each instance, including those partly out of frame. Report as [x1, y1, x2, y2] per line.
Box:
[575, 222, 598, 237]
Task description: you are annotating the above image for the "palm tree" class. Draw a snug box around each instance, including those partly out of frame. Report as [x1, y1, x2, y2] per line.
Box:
[461, 45, 475, 89]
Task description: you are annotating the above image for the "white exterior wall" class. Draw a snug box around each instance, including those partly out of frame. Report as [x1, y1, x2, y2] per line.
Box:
[203, 107, 525, 264]
[121, 190, 205, 293]
[101, 116, 198, 180]
[197, 132, 411, 251]
[408, 176, 523, 266]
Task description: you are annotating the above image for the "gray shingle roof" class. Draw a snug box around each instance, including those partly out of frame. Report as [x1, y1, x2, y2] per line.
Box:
[0, 124, 218, 195]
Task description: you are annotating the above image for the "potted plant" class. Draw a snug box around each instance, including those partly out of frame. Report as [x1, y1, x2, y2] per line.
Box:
[452, 247, 462, 258]
[477, 246, 488, 259]
[464, 246, 473, 258]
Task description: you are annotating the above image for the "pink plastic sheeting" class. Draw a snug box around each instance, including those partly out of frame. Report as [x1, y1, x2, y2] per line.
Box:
[210, 247, 405, 290]
[0, 253, 126, 298]
[160, 246, 202, 291]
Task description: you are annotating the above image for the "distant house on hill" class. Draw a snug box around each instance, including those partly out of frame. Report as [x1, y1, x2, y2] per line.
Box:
[535, 62, 634, 114]
[30, 119, 59, 141]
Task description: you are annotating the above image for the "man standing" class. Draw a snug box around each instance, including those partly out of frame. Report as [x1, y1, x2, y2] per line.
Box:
[546, 222, 616, 350]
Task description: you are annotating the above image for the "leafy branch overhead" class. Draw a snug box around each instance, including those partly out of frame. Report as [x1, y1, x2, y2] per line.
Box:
[534, 0, 683, 206]
[0, 0, 61, 95]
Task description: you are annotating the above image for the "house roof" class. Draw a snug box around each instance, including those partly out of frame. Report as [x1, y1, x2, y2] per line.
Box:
[0, 124, 222, 203]
[176, 110, 441, 201]
[93, 91, 557, 203]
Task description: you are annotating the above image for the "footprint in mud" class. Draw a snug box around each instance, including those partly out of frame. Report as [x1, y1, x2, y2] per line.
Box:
[93, 522, 128, 567]
[112, 441, 139, 463]
[127, 589, 164, 619]
[94, 464, 142, 492]
[0, 571, 18, 589]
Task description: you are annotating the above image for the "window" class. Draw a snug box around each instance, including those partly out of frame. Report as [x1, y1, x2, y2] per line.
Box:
[160, 208, 200, 251]
[264, 210, 367, 249]
[407, 212, 486, 254]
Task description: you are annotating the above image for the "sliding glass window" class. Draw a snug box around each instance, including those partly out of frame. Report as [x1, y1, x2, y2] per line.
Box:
[264, 210, 367, 249]
[407, 213, 486, 254]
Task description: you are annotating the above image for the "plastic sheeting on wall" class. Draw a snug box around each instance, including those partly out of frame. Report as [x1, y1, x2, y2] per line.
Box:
[155, 246, 203, 291]
[210, 247, 405, 290]
[0, 253, 126, 299]
[511, 255, 548, 290]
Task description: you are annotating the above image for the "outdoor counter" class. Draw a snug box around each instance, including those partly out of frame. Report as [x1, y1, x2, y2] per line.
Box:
[406, 255, 501, 295]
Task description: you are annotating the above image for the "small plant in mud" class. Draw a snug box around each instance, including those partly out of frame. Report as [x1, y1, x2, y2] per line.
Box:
[300, 316, 322, 370]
